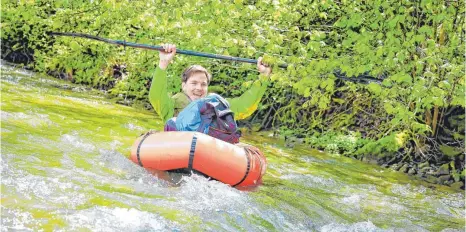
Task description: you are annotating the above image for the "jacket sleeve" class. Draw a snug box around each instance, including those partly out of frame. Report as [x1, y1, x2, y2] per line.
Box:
[149, 67, 175, 123]
[227, 76, 269, 120]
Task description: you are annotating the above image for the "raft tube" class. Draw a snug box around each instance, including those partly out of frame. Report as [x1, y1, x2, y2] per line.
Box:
[130, 131, 267, 187]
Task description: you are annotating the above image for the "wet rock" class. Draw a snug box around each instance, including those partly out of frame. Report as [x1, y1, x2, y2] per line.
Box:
[284, 142, 295, 148]
[459, 154, 465, 162]
[390, 163, 401, 171]
[72, 86, 91, 92]
[284, 136, 298, 148]
[420, 166, 433, 174]
[418, 161, 430, 169]
[399, 164, 409, 173]
[52, 83, 73, 90]
[437, 175, 451, 185]
[407, 167, 416, 175]
[47, 70, 73, 80]
[439, 144, 463, 157]
[450, 181, 464, 190]
[368, 158, 379, 165]
[425, 175, 438, 184]
[434, 163, 450, 176]
[415, 172, 424, 178]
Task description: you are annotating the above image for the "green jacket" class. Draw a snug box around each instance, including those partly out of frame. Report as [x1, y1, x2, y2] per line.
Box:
[149, 67, 269, 123]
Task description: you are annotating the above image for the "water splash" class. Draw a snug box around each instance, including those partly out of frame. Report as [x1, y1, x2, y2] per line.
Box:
[63, 207, 179, 231]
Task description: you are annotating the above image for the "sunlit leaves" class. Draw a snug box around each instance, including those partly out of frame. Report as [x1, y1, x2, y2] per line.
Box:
[384, 102, 395, 114]
[69, 41, 80, 51]
[367, 83, 382, 96]
[391, 72, 412, 84]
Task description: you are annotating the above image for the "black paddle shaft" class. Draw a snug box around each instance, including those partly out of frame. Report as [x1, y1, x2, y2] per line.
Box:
[50, 32, 384, 83]
[49, 32, 288, 68]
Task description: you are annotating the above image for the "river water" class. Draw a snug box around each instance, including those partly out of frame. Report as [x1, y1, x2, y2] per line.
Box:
[1, 62, 464, 231]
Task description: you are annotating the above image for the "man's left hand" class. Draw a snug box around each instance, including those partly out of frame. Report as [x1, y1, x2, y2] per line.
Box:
[257, 57, 272, 77]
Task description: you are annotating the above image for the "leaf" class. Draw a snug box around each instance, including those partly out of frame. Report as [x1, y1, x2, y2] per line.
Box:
[255, 37, 265, 47]
[324, 79, 334, 92]
[304, 88, 311, 97]
[319, 12, 327, 19]
[387, 16, 399, 28]
[410, 121, 430, 134]
[439, 145, 463, 157]
[395, 131, 408, 147]
[242, 80, 252, 88]
[384, 102, 394, 114]
[270, 73, 280, 82]
[392, 72, 412, 84]
[332, 98, 345, 104]
[52, 20, 63, 29]
[367, 83, 382, 95]
[21, 24, 31, 32]
[334, 16, 347, 28]
[349, 13, 362, 28]
[70, 41, 81, 50]
[318, 95, 329, 109]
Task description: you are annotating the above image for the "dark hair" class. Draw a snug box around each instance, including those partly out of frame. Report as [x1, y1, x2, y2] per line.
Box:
[182, 65, 211, 84]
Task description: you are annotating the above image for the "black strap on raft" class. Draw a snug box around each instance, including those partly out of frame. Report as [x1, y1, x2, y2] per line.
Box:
[232, 148, 251, 187]
[136, 131, 156, 167]
[188, 133, 198, 171]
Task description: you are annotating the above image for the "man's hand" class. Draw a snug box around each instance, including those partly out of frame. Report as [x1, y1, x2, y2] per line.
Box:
[257, 57, 272, 77]
[159, 44, 176, 70]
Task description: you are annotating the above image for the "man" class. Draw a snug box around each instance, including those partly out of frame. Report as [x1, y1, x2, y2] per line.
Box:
[149, 44, 272, 130]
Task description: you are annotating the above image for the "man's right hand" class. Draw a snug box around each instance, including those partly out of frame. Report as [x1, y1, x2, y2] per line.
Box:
[159, 44, 176, 70]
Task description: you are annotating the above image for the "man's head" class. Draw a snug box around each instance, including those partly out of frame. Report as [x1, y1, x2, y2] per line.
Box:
[181, 65, 211, 101]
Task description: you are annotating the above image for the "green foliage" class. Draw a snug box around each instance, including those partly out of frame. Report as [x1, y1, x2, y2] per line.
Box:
[439, 145, 463, 157]
[356, 133, 405, 156]
[305, 131, 367, 156]
[2, 0, 464, 161]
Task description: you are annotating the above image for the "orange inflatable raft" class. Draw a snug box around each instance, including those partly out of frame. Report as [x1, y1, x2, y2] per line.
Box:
[130, 131, 267, 187]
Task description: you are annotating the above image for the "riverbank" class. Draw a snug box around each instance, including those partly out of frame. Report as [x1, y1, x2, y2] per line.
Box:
[248, 127, 465, 191]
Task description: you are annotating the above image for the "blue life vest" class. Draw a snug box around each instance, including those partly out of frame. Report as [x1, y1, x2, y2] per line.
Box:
[174, 93, 241, 144]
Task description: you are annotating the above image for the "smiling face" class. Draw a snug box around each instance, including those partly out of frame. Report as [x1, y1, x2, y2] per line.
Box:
[182, 71, 209, 101]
